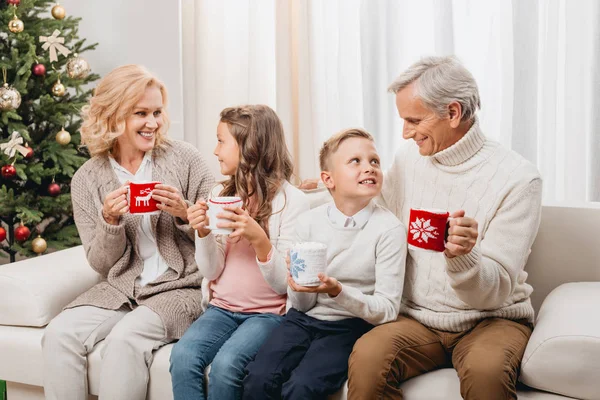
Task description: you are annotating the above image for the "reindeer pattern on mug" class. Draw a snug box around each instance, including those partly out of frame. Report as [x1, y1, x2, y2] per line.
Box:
[135, 188, 153, 207]
[129, 182, 160, 214]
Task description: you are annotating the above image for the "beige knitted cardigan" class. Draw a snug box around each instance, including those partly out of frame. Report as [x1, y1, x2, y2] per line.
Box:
[67, 140, 215, 338]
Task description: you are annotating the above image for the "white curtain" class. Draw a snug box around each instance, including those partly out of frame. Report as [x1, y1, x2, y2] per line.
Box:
[181, 0, 600, 203]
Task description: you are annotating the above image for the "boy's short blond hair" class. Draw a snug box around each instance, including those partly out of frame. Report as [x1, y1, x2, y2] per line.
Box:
[319, 128, 374, 171]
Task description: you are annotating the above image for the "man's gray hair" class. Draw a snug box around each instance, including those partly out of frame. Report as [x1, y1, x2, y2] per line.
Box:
[388, 56, 481, 122]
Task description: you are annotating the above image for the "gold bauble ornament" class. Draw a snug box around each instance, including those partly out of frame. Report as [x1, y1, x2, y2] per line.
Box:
[66, 54, 90, 79]
[51, 4, 66, 20]
[0, 83, 21, 111]
[51, 79, 66, 97]
[32, 236, 48, 254]
[8, 15, 24, 33]
[55, 127, 71, 145]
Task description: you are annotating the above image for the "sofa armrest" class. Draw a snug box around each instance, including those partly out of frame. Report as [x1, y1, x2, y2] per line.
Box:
[520, 282, 600, 399]
[0, 246, 101, 327]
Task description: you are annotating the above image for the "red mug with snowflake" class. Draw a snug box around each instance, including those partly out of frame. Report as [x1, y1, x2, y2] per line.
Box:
[129, 182, 160, 215]
[407, 208, 450, 252]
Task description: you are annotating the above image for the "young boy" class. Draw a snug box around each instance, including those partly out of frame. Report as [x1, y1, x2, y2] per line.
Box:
[242, 128, 407, 400]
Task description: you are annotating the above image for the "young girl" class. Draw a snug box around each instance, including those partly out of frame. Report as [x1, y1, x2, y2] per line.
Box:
[169, 105, 310, 400]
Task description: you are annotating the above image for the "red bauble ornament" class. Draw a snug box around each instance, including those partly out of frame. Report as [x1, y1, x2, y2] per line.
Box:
[0, 227, 6, 242]
[14, 225, 30, 242]
[7, 0, 20, 6]
[1, 164, 17, 179]
[24, 146, 34, 159]
[32, 63, 46, 76]
[48, 182, 61, 197]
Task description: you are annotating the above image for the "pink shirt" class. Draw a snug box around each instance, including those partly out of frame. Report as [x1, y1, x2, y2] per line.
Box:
[209, 238, 286, 315]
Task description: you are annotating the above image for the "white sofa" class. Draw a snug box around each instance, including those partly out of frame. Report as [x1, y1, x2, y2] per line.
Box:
[1, 204, 599, 400]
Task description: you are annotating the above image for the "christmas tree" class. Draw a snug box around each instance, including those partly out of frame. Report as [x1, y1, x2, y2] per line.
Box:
[0, 0, 99, 262]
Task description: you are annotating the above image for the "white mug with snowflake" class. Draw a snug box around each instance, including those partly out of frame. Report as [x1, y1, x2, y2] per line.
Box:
[407, 208, 450, 252]
[290, 242, 328, 286]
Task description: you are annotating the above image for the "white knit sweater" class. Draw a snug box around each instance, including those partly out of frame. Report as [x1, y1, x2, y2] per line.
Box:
[380, 120, 542, 332]
[289, 202, 406, 325]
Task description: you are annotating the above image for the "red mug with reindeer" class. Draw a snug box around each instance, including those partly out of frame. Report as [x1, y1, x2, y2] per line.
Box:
[129, 181, 161, 215]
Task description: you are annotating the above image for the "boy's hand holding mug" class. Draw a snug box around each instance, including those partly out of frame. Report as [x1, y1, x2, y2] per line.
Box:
[288, 272, 342, 297]
[286, 242, 341, 297]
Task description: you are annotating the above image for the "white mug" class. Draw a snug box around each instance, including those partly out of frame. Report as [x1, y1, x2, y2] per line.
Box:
[206, 196, 243, 235]
[290, 242, 328, 286]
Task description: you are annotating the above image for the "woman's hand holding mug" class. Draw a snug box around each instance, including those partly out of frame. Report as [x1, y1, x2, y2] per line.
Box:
[152, 184, 188, 221]
[102, 183, 130, 225]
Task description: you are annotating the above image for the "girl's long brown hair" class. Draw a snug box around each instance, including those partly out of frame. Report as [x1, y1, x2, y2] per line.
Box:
[219, 105, 293, 237]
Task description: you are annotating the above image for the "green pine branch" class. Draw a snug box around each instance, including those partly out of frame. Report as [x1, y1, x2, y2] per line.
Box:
[0, 0, 98, 260]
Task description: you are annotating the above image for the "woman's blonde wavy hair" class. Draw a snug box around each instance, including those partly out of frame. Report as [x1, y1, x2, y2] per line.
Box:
[80, 64, 170, 157]
[219, 105, 294, 237]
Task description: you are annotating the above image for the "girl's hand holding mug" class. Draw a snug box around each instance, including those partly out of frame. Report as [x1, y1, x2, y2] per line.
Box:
[187, 199, 211, 238]
[217, 205, 272, 261]
[217, 205, 268, 245]
[102, 183, 130, 225]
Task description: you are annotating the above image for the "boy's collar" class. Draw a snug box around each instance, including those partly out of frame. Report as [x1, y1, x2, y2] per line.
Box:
[327, 201, 374, 229]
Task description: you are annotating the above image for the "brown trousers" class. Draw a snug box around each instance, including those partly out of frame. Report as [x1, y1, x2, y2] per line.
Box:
[347, 316, 532, 400]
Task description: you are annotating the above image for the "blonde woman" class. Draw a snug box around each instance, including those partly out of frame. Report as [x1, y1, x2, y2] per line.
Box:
[41, 64, 214, 400]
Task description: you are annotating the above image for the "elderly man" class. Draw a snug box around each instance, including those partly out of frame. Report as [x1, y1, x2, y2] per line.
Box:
[331, 56, 541, 400]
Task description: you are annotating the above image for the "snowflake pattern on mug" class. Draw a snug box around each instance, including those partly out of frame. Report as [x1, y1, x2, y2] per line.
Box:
[290, 250, 306, 279]
[410, 218, 439, 243]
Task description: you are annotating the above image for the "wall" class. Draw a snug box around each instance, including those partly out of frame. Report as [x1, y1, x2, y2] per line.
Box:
[60, 0, 185, 140]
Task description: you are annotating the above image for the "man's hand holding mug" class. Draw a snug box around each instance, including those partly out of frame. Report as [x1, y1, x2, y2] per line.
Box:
[408, 208, 478, 258]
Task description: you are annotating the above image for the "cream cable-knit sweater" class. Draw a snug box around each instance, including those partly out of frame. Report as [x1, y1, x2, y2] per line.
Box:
[68, 140, 215, 339]
[380, 120, 542, 332]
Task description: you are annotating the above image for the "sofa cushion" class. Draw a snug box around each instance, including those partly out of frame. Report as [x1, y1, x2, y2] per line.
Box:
[326, 369, 462, 400]
[0, 325, 575, 400]
[520, 282, 600, 400]
[0, 246, 100, 327]
[0, 325, 45, 386]
[331, 368, 572, 400]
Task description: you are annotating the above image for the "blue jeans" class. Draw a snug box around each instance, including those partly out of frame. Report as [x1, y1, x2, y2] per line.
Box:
[169, 305, 283, 400]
